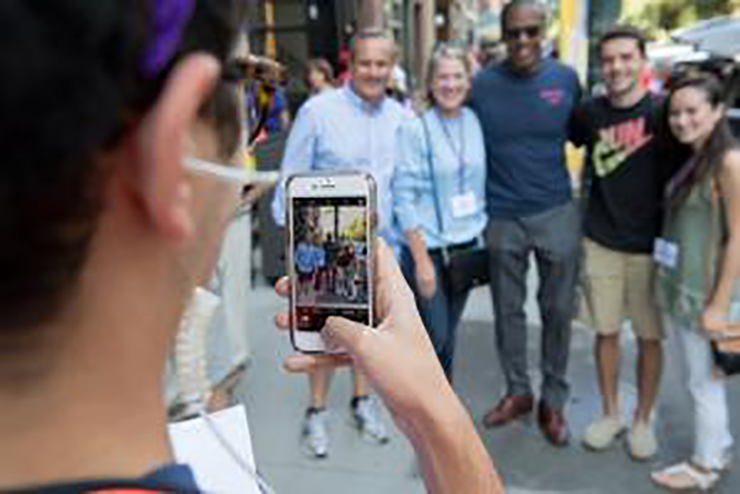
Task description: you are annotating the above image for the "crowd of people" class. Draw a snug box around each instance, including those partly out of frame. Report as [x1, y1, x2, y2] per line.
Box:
[1, 0, 739, 492]
[0, 0, 502, 492]
[269, 0, 740, 491]
[294, 211, 368, 306]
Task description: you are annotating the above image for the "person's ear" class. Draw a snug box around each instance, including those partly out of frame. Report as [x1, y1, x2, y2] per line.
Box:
[133, 53, 221, 242]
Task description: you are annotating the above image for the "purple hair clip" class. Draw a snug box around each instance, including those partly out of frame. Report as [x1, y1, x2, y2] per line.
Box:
[142, 0, 196, 78]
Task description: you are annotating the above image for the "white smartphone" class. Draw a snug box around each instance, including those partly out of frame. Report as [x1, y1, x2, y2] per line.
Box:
[286, 172, 376, 354]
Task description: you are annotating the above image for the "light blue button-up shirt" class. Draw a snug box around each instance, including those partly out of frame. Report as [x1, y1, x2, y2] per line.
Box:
[272, 86, 409, 244]
[392, 107, 487, 249]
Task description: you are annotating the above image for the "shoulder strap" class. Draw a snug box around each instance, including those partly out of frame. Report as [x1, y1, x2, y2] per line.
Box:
[419, 113, 445, 233]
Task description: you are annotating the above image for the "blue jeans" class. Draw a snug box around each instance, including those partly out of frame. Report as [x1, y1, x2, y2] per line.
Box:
[486, 201, 581, 410]
[400, 247, 471, 381]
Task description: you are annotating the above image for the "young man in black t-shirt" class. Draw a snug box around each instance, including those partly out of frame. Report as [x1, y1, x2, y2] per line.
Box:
[571, 26, 682, 461]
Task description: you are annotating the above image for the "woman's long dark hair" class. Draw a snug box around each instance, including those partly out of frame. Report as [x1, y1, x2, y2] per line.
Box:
[667, 73, 738, 210]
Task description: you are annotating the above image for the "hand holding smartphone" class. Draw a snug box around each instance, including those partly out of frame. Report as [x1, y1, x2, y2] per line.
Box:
[286, 172, 376, 354]
[274, 236, 505, 494]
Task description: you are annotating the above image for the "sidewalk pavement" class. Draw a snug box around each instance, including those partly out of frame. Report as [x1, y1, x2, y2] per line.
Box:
[236, 273, 740, 493]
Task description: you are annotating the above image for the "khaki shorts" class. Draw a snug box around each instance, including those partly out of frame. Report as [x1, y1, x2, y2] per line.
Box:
[582, 238, 663, 340]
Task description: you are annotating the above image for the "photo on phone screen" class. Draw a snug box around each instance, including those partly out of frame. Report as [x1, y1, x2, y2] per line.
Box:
[292, 196, 371, 334]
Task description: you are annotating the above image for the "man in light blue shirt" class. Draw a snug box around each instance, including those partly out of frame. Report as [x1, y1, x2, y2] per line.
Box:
[272, 48, 408, 243]
[272, 31, 408, 459]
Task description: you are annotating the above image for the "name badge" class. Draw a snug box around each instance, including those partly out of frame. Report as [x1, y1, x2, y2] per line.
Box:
[653, 238, 679, 269]
[451, 192, 477, 219]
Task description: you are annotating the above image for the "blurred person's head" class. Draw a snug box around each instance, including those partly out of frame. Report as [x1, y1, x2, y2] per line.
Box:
[598, 25, 648, 105]
[667, 74, 735, 208]
[478, 37, 505, 67]
[306, 58, 335, 94]
[0, 0, 245, 481]
[350, 30, 396, 103]
[668, 75, 728, 151]
[426, 44, 472, 117]
[501, 0, 546, 74]
[386, 64, 409, 103]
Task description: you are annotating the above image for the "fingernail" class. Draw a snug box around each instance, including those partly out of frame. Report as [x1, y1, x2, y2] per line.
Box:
[321, 331, 337, 350]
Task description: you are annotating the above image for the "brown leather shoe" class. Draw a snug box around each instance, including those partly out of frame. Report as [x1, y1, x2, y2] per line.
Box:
[537, 401, 569, 447]
[482, 394, 534, 428]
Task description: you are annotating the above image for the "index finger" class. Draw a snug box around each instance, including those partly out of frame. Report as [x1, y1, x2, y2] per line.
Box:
[373, 238, 402, 280]
[373, 238, 415, 316]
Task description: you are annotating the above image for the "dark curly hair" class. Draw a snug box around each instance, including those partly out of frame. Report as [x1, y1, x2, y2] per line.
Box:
[598, 25, 648, 59]
[0, 0, 245, 332]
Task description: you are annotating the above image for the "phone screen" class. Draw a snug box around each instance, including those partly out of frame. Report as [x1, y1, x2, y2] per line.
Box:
[292, 196, 370, 332]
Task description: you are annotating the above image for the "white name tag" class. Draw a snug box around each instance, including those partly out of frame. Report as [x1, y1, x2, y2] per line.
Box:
[451, 192, 477, 219]
[653, 238, 679, 269]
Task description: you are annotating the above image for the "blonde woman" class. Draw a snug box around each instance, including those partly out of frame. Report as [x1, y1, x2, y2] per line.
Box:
[393, 45, 487, 381]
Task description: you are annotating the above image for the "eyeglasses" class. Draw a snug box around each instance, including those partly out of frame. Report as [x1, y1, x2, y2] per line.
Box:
[503, 26, 542, 41]
[184, 157, 279, 186]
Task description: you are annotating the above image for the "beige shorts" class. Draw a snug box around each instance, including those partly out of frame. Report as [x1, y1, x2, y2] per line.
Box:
[582, 238, 663, 340]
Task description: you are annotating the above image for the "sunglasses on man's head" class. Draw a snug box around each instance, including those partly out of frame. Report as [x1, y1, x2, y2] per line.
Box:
[503, 26, 542, 41]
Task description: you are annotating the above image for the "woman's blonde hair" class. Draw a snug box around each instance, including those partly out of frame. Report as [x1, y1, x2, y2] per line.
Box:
[425, 44, 472, 107]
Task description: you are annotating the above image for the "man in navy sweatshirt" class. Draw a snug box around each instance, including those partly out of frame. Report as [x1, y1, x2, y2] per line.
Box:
[470, 0, 582, 447]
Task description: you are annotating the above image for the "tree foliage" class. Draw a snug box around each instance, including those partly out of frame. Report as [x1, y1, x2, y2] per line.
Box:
[623, 0, 739, 36]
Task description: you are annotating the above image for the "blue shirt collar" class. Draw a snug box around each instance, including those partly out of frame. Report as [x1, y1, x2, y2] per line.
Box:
[343, 83, 386, 114]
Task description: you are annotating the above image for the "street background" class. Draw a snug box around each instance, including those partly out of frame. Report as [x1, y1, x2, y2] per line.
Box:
[237, 265, 740, 493]
[240, 1, 740, 492]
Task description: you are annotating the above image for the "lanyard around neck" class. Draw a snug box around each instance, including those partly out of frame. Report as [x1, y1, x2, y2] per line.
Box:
[434, 109, 467, 194]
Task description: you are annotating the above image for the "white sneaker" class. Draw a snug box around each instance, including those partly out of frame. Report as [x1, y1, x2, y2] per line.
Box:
[628, 422, 658, 461]
[302, 408, 329, 459]
[582, 415, 625, 451]
[352, 396, 389, 444]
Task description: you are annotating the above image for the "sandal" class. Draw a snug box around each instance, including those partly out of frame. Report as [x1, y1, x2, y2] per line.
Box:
[651, 462, 719, 491]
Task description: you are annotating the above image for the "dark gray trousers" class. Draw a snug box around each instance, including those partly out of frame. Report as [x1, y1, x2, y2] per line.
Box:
[486, 201, 581, 410]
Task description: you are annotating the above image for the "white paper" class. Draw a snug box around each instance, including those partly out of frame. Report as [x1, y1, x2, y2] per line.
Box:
[451, 192, 477, 218]
[653, 237, 679, 269]
[168, 405, 261, 494]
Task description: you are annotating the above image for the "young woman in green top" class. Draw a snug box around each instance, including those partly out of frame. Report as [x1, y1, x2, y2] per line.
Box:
[651, 74, 740, 491]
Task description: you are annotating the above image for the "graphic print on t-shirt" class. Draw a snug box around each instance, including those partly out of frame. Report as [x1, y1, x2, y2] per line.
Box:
[593, 116, 653, 178]
[539, 88, 565, 107]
